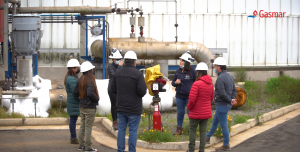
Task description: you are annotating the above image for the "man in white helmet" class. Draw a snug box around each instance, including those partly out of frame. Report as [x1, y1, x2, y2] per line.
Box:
[206, 57, 237, 151]
[111, 50, 147, 152]
[107, 48, 123, 130]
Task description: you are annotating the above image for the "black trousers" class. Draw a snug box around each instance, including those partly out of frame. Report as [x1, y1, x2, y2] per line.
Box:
[108, 90, 117, 121]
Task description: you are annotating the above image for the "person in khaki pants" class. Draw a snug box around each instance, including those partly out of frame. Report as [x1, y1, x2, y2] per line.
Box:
[74, 61, 99, 152]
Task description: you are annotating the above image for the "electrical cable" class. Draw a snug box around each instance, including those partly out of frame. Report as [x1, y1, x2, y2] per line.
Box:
[80, 23, 91, 30]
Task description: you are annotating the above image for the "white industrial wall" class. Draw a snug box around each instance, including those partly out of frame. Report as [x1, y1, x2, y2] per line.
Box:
[18, 0, 300, 66]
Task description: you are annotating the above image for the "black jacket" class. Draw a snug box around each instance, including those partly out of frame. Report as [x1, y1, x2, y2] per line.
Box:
[74, 82, 99, 109]
[214, 70, 237, 106]
[111, 65, 147, 115]
[107, 63, 122, 91]
[171, 68, 197, 100]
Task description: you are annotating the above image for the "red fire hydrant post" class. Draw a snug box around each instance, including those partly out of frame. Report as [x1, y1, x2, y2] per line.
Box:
[153, 103, 161, 130]
[151, 76, 166, 131]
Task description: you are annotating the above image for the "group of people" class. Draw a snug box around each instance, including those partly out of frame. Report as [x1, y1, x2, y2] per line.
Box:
[64, 50, 147, 152]
[64, 49, 237, 152]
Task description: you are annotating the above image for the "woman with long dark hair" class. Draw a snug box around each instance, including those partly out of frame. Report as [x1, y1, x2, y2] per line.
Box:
[74, 61, 99, 152]
[171, 51, 197, 135]
[186, 62, 214, 152]
[65, 59, 81, 144]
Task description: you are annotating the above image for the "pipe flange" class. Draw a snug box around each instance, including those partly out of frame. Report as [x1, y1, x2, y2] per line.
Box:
[58, 94, 64, 101]
[111, 8, 116, 13]
[58, 84, 64, 89]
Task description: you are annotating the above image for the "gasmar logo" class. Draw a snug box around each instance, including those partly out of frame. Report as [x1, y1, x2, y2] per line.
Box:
[248, 10, 286, 18]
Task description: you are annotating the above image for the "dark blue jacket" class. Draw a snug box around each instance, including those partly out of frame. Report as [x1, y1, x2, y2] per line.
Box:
[214, 70, 237, 106]
[172, 67, 196, 100]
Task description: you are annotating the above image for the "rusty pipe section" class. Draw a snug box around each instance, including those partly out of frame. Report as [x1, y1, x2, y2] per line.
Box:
[1, 6, 113, 14]
[91, 40, 214, 65]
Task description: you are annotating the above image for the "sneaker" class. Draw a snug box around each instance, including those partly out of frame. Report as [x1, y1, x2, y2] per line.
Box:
[215, 145, 231, 151]
[78, 146, 85, 150]
[85, 148, 97, 151]
[206, 137, 210, 144]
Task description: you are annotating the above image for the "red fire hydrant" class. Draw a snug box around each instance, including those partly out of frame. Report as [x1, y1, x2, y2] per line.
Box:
[151, 76, 166, 131]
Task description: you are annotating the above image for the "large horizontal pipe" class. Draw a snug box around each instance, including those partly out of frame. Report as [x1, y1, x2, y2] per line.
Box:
[0, 6, 113, 14]
[91, 39, 214, 66]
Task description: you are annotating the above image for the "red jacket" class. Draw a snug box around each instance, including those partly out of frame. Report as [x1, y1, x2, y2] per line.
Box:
[187, 75, 214, 120]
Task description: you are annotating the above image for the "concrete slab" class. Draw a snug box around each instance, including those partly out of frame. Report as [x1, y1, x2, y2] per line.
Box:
[294, 102, 300, 110]
[24, 118, 68, 126]
[281, 105, 295, 114]
[259, 112, 272, 123]
[269, 109, 284, 119]
[230, 124, 245, 136]
[0, 118, 22, 126]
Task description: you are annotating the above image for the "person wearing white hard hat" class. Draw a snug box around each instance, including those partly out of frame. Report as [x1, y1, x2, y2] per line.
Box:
[111, 50, 147, 152]
[64, 59, 81, 144]
[186, 62, 214, 152]
[206, 57, 237, 151]
[171, 51, 197, 135]
[74, 61, 99, 152]
[108, 48, 123, 130]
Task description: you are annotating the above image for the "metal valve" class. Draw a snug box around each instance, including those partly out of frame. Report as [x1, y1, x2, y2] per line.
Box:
[91, 24, 102, 36]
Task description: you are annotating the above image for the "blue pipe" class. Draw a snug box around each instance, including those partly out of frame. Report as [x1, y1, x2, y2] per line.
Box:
[102, 18, 106, 79]
[5, 51, 12, 78]
[33, 54, 38, 76]
[85, 20, 88, 58]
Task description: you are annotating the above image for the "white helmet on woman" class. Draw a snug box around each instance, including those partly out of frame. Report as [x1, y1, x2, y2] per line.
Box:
[80, 61, 95, 72]
[195, 62, 208, 70]
[179, 51, 195, 63]
[66, 59, 81, 67]
[109, 48, 123, 59]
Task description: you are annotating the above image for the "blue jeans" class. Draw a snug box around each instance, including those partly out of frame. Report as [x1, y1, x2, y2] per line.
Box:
[69, 115, 78, 138]
[206, 104, 232, 146]
[117, 112, 141, 152]
[176, 98, 189, 127]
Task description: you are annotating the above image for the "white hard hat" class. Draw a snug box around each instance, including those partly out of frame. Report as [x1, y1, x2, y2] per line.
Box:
[195, 62, 208, 70]
[179, 51, 194, 63]
[80, 61, 95, 72]
[213, 57, 227, 66]
[124, 50, 137, 60]
[109, 48, 123, 59]
[66, 59, 81, 68]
